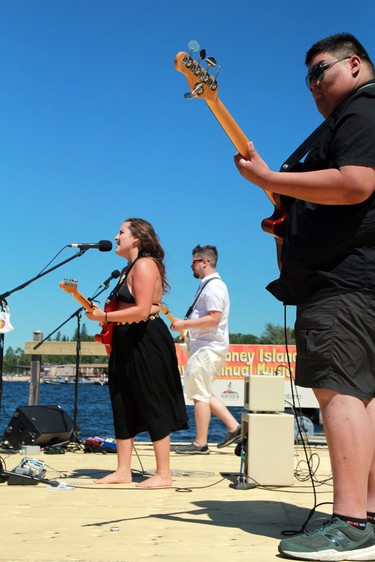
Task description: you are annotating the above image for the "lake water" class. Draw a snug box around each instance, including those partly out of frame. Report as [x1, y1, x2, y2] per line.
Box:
[0, 381, 244, 443]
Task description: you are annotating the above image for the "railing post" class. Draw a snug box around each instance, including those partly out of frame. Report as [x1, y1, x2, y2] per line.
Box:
[28, 330, 42, 405]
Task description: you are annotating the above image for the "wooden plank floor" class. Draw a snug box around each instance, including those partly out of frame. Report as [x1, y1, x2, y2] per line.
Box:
[0, 442, 333, 561]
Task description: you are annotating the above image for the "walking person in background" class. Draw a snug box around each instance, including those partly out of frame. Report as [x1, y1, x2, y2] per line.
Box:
[171, 245, 240, 455]
[235, 33, 375, 560]
[86, 218, 188, 488]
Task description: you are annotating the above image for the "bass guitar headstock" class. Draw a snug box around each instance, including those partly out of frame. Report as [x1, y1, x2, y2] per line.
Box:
[174, 39, 220, 102]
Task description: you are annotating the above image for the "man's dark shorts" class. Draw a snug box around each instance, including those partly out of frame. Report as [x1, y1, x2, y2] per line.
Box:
[295, 291, 375, 400]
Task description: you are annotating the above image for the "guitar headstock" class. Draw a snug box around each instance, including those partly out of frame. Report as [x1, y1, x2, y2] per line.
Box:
[174, 40, 220, 102]
[60, 278, 79, 294]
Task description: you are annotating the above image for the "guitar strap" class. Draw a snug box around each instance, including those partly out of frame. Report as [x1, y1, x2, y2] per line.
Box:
[280, 117, 332, 172]
[280, 82, 375, 172]
[184, 277, 218, 320]
[107, 258, 139, 303]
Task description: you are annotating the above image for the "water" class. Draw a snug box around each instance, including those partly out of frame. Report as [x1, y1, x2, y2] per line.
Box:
[0, 381, 243, 444]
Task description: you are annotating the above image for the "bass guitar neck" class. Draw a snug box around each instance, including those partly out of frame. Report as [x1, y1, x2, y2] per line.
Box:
[175, 43, 289, 266]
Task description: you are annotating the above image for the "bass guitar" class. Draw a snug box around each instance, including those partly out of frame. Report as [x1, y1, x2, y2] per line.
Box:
[60, 279, 115, 356]
[174, 41, 289, 267]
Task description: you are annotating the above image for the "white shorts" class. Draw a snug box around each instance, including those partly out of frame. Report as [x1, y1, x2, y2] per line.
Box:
[183, 348, 225, 403]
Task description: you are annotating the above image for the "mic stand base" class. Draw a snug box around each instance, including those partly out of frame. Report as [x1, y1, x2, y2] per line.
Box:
[229, 480, 257, 490]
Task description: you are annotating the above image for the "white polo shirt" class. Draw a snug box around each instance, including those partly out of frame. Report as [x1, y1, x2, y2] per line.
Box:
[187, 273, 230, 357]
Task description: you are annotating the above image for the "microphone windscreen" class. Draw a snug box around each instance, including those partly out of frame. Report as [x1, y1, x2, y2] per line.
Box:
[99, 240, 113, 252]
[112, 270, 121, 279]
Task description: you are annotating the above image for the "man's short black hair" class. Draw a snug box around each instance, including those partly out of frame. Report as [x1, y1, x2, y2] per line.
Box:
[306, 32, 374, 74]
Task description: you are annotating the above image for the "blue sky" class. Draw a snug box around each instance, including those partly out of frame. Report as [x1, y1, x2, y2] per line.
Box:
[1, 0, 375, 352]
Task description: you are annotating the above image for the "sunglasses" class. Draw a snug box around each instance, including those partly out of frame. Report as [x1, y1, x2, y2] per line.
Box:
[305, 57, 351, 89]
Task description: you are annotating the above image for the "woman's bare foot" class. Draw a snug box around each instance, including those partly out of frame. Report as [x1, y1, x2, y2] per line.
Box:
[94, 470, 132, 484]
[135, 473, 172, 488]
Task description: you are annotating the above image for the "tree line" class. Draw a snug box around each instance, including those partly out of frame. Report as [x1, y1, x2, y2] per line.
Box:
[3, 322, 295, 375]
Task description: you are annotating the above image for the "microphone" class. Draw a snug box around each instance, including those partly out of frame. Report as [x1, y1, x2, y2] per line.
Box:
[101, 270, 121, 287]
[68, 240, 113, 252]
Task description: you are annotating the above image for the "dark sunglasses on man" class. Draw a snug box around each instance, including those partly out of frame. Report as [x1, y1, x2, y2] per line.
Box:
[305, 57, 351, 89]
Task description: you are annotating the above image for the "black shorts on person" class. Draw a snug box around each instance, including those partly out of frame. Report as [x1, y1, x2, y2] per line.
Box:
[294, 291, 375, 400]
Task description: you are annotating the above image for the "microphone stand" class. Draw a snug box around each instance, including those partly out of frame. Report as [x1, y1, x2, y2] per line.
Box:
[33, 283, 110, 445]
[0, 249, 88, 419]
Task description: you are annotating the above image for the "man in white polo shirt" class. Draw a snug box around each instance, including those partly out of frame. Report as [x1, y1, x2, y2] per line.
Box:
[171, 245, 241, 454]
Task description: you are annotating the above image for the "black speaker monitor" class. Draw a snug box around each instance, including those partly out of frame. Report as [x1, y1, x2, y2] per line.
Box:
[3, 405, 73, 449]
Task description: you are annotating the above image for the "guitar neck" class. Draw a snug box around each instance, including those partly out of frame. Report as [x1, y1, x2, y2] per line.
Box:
[206, 97, 276, 206]
[59, 281, 95, 312]
[163, 310, 177, 324]
[72, 293, 95, 312]
[159, 303, 186, 339]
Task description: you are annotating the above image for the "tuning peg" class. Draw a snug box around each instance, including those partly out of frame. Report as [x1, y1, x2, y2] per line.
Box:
[206, 56, 217, 70]
[184, 81, 204, 99]
[188, 39, 200, 55]
[199, 49, 206, 62]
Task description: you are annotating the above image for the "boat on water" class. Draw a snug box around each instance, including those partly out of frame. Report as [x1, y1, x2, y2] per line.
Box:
[42, 375, 72, 384]
[42, 375, 105, 385]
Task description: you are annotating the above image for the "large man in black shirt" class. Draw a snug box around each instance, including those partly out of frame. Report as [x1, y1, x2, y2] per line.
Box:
[235, 33, 375, 561]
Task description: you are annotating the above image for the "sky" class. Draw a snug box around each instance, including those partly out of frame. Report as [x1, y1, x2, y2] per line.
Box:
[1, 0, 375, 353]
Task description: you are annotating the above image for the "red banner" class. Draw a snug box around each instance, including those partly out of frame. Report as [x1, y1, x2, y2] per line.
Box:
[175, 343, 297, 380]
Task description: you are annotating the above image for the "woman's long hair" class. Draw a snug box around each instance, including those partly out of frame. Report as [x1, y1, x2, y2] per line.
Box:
[125, 218, 170, 293]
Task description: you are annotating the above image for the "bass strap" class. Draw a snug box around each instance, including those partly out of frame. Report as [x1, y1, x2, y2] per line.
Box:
[280, 82, 375, 172]
[280, 116, 332, 172]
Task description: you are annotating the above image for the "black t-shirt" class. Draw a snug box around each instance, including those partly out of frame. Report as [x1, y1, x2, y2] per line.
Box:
[267, 81, 375, 305]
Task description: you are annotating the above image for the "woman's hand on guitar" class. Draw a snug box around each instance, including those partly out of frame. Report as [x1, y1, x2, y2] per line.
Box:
[234, 141, 272, 188]
[85, 306, 105, 323]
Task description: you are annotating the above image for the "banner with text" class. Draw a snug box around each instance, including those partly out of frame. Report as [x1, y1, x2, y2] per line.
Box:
[175, 343, 319, 409]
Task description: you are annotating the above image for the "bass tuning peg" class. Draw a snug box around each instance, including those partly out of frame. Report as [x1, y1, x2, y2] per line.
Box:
[187, 39, 200, 55]
[206, 56, 217, 70]
[199, 49, 206, 62]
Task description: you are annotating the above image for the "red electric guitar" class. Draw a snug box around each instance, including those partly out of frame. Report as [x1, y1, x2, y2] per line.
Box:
[175, 41, 289, 267]
[60, 279, 115, 356]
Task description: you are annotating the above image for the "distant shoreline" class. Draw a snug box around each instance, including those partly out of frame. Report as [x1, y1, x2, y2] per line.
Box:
[3, 375, 30, 382]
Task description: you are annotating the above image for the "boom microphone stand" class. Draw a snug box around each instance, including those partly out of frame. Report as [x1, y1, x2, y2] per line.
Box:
[0, 249, 90, 418]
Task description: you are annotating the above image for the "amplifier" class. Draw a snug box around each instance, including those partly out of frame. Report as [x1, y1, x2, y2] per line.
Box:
[241, 412, 294, 486]
[244, 375, 285, 412]
[3, 405, 73, 450]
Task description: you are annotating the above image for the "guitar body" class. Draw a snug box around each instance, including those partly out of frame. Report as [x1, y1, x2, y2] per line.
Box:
[175, 47, 289, 267]
[94, 297, 118, 356]
[261, 193, 293, 239]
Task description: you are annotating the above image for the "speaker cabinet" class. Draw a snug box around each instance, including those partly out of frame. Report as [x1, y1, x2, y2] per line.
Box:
[241, 412, 294, 486]
[244, 375, 285, 412]
[3, 405, 73, 449]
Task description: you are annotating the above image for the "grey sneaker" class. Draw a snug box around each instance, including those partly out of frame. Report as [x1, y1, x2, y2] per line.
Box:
[278, 516, 375, 560]
[173, 443, 210, 455]
[217, 425, 241, 449]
